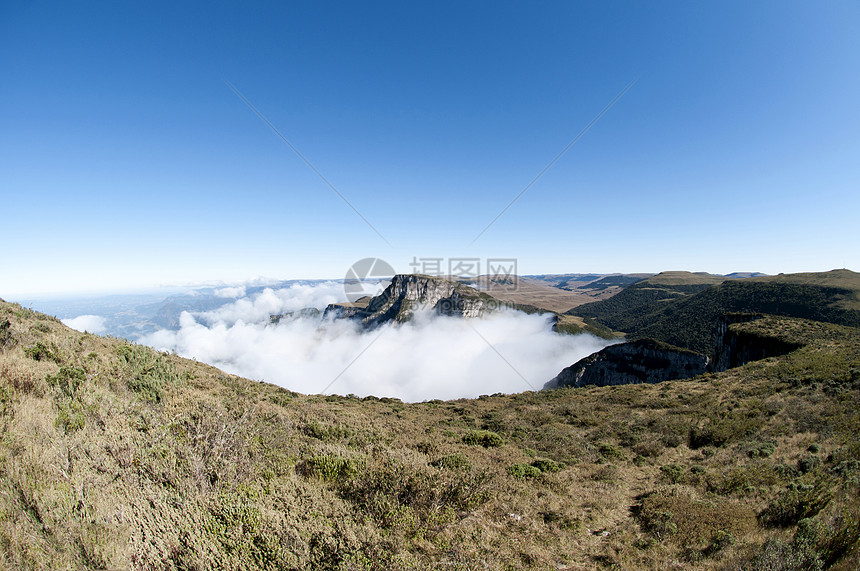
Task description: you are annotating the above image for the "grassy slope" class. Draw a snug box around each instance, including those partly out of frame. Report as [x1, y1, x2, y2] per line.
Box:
[1, 302, 860, 569]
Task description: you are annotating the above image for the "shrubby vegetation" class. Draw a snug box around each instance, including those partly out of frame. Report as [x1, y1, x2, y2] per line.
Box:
[0, 298, 859, 569]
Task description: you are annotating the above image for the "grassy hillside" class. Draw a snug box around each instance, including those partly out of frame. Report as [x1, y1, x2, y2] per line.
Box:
[1, 300, 860, 569]
[566, 271, 725, 336]
[570, 270, 860, 354]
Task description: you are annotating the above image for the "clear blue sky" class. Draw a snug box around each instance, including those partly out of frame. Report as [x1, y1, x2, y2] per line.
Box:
[2, 1, 858, 296]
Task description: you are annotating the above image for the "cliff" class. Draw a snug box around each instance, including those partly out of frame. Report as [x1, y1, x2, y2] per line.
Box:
[324, 274, 500, 327]
[711, 313, 803, 372]
[545, 339, 709, 389]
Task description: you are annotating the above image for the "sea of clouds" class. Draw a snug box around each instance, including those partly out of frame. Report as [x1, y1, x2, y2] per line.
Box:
[133, 282, 612, 402]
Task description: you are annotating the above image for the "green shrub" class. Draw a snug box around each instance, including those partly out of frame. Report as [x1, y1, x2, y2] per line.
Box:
[339, 458, 489, 536]
[531, 458, 564, 473]
[24, 341, 61, 363]
[704, 529, 736, 555]
[509, 463, 541, 479]
[30, 322, 50, 334]
[463, 429, 504, 448]
[301, 454, 363, 482]
[798, 455, 821, 474]
[760, 480, 833, 527]
[743, 440, 776, 458]
[637, 492, 757, 547]
[115, 344, 179, 403]
[46, 365, 85, 399]
[303, 421, 352, 442]
[689, 410, 766, 449]
[56, 399, 85, 433]
[0, 318, 13, 348]
[710, 463, 783, 496]
[598, 442, 624, 460]
[660, 464, 686, 484]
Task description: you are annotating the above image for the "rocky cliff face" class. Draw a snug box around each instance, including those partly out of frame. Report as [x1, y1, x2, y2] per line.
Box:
[324, 274, 499, 328]
[711, 314, 803, 372]
[545, 339, 709, 389]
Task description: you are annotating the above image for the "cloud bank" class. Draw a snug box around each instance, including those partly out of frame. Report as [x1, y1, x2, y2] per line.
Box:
[141, 284, 612, 402]
[62, 314, 107, 334]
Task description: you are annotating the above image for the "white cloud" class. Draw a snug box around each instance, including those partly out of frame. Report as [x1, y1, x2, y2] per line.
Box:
[214, 286, 247, 298]
[62, 314, 107, 334]
[140, 284, 611, 401]
[196, 282, 347, 325]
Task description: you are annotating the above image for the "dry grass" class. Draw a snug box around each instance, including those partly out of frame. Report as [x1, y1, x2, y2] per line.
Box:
[0, 301, 859, 569]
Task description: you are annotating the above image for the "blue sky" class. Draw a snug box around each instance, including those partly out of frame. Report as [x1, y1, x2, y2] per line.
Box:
[2, 1, 859, 296]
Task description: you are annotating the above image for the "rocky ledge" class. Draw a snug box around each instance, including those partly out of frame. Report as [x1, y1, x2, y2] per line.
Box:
[544, 339, 710, 389]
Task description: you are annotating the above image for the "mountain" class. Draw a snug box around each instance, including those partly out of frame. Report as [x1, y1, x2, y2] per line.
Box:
[566, 271, 730, 338]
[324, 274, 500, 327]
[568, 269, 860, 354]
[2, 290, 860, 569]
[320, 274, 618, 339]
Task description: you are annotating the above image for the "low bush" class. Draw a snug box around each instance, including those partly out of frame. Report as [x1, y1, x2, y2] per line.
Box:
[46, 365, 85, 399]
[742, 440, 776, 459]
[300, 454, 364, 482]
[463, 429, 504, 448]
[115, 344, 179, 402]
[760, 479, 833, 527]
[24, 341, 61, 363]
[531, 458, 564, 473]
[510, 463, 541, 479]
[597, 442, 624, 460]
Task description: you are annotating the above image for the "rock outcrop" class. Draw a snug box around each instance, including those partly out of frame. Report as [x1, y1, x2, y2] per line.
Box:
[711, 313, 802, 372]
[545, 339, 709, 389]
[325, 274, 500, 328]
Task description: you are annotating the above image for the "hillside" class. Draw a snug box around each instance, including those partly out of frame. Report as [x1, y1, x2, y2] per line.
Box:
[569, 270, 860, 354]
[1, 300, 860, 569]
[566, 271, 728, 337]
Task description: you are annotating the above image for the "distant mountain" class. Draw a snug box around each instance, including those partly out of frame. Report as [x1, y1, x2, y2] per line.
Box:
[724, 272, 769, 279]
[573, 274, 647, 292]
